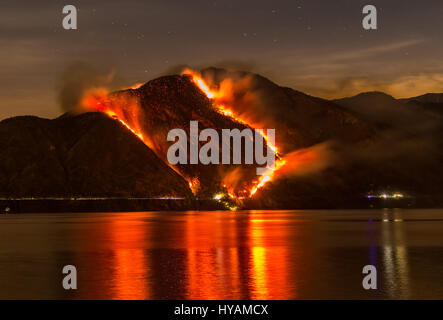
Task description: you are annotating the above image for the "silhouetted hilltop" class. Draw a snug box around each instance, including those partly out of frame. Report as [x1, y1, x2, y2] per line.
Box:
[402, 93, 443, 104]
[0, 112, 192, 199]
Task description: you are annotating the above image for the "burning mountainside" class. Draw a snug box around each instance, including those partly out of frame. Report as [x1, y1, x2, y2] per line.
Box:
[81, 70, 288, 202]
[74, 67, 398, 212]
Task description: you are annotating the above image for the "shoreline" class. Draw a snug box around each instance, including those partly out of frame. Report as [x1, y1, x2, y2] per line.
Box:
[0, 197, 441, 213]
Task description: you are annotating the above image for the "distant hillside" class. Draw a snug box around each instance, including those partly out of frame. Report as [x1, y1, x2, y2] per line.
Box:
[401, 93, 443, 104]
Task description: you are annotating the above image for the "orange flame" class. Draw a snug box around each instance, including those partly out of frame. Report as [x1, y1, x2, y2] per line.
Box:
[104, 110, 144, 140]
[81, 88, 146, 143]
[127, 82, 144, 90]
[184, 69, 216, 99]
[249, 158, 286, 196]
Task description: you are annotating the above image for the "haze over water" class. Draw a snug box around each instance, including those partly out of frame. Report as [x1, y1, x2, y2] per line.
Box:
[0, 209, 442, 299]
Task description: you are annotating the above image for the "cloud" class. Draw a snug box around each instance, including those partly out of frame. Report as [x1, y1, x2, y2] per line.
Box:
[260, 38, 443, 99]
[321, 39, 425, 62]
[297, 71, 443, 99]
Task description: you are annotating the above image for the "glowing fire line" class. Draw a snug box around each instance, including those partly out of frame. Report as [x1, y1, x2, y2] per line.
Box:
[183, 69, 287, 197]
[105, 110, 144, 140]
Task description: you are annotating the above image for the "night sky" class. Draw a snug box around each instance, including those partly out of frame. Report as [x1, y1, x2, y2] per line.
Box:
[1, 0, 442, 119]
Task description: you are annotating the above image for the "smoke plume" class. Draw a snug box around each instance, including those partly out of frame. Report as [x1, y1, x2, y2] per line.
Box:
[56, 61, 120, 113]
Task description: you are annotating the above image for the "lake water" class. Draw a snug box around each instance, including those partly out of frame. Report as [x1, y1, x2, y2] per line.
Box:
[0, 209, 442, 299]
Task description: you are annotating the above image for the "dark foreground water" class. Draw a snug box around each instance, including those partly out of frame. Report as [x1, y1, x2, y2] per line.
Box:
[0, 209, 442, 299]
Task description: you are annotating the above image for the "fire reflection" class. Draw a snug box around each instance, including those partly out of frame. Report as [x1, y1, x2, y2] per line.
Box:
[108, 215, 151, 299]
[75, 212, 298, 299]
[183, 212, 294, 299]
[185, 212, 237, 299]
[250, 246, 269, 299]
[249, 220, 269, 299]
[248, 216, 292, 299]
[72, 214, 151, 299]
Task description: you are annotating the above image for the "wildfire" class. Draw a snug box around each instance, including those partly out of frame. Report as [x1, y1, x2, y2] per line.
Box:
[128, 82, 144, 90]
[82, 73, 287, 201]
[249, 158, 286, 196]
[81, 88, 145, 142]
[183, 69, 287, 197]
[216, 105, 246, 124]
[184, 69, 216, 99]
[105, 110, 144, 140]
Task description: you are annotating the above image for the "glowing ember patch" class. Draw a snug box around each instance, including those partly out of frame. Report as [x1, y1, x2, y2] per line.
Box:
[214, 193, 223, 200]
[130, 82, 144, 89]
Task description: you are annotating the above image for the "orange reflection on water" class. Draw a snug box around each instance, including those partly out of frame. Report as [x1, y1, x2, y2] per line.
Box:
[185, 213, 232, 299]
[77, 212, 297, 299]
[183, 212, 294, 299]
[251, 246, 268, 299]
[108, 217, 151, 299]
[250, 220, 269, 299]
[249, 217, 291, 299]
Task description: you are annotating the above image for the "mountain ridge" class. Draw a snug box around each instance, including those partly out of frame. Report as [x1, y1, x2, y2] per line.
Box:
[0, 68, 441, 209]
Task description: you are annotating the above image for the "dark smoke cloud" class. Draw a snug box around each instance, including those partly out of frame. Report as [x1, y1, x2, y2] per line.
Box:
[160, 60, 258, 78]
[161, 64, 191, 76]
[56, 61, 124, 112]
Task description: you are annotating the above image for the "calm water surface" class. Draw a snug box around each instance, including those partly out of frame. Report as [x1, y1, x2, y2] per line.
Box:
[0, 209, 442, 299]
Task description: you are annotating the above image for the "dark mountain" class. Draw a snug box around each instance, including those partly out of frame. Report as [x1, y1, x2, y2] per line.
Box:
[334, 90, 442, 143]
[400, 94, 443, 117]
[402, 93, 443, 104]
[326, 90, 443, 207]
[0, 112, 192, 199]
[334, 91, 432, 129]
[201, 67, 374, 153]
